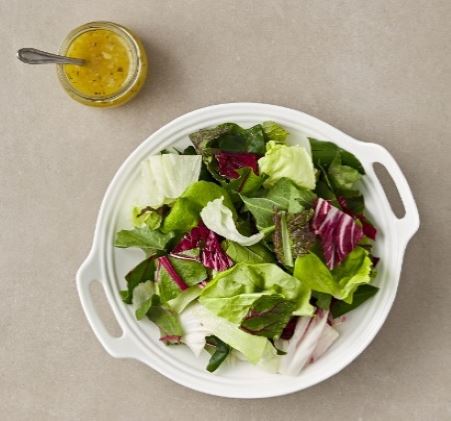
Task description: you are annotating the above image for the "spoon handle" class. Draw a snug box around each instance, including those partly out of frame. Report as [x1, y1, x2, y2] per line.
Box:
[17, 48, 85, 65]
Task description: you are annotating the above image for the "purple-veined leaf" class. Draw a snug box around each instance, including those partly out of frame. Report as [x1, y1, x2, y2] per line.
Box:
[311, 198, 363, 269]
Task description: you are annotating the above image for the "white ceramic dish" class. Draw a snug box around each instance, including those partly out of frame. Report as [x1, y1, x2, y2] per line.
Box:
[76, 103, 419, 398]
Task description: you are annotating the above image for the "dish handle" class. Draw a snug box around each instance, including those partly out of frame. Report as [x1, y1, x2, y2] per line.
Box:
[76, 249, 146, 361]
[359, 142, 420, 248]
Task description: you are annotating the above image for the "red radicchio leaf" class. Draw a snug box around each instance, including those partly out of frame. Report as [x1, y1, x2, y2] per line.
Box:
[281, 316, 299, 340]
[311, 198, 364, 269]
[337, 196, 377, 240]
[172, 223, 233, 272]
[215, 151, 259, 179]
[370, 255, 380, 267]
[359, 215, 377, 240]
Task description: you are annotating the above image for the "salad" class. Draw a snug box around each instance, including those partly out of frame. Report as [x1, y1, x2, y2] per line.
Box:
[114, 122, 379, 375]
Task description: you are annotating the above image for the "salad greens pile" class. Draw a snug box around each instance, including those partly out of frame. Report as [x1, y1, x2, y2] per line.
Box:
[114, 121, 379, 375]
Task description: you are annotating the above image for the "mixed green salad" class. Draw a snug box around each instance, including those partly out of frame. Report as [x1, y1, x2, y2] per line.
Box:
[114, 122, 379, 375]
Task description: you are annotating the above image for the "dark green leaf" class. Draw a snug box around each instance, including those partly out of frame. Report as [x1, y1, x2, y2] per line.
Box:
[136, 293, 160, 320]
[122, 257, 156, 304]
[228, 167, 264, 195]
[190, 124, 235, 152]
[181, 145, 197, 155]
[169, 256, 207, 286]
[265, 178, 316, 213]
[190, 123, 267, 155]
[241, 178, 316, 230]
[315, 161, 364, 212]
[240, 295, 296, 339]
[218, 125, 266, 154]
[234, 215, 255, 236]
[223, 241, 275, 264]
[315, 179, 338, 204]
[148, 303, 183, 344]
[114, 227, 174, 250]
[340, 191, 365, 214]
[205, 335, 231, 372]
[331, 284, 379, 318]
[313, 292, 333, 310]
[309, 138, 365, 174]
[160, 147, 181, 154]
[240, 196, 278, 229]
[328, 153, 362, 192]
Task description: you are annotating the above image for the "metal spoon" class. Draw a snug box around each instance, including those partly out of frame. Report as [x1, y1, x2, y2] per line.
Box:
[17, 48, 85, 65]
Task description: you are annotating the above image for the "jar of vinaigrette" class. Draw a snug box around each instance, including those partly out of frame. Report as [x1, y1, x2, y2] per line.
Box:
[56, 22, 148, 107]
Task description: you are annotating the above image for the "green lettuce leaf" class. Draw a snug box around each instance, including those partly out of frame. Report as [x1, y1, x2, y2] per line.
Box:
[130, 281, 183, 343]
[265, 178, 316, 213]
[273, 209, 316, 267]
[199, 263, 313, 323]
[192, 304, 278, 364]
[262, 121, 289, 143]
[162, 181, 236, 233]
[200, 197, 263, 246]
[324, 153, 365, 213]
[121, 257, 156, 304]
[135, 153, 202, 209]
[131, 206, 166, 230]
[148, 302, 183, 344]
[331, 284, 379, 317]
[313, 291, 333, 310]
[114, 227, 174, 251]
[167, 285, 202, 313]
[240, 196, 277, 230]
[157, 256, 207, 303]
[328, 153, 362, 192]
[132, 281, 158, 320]
[223, 241, 275, 264]
[227, 167, 264, 195]
[241, 178, 316, 230]
[258, 141, 316, 190]
[240, 295, 296, 338]
[205, 335, 231, 372]
[294, 247, 373, 304]
[198, 293, 264, 325]
[309, 138, 365, 174]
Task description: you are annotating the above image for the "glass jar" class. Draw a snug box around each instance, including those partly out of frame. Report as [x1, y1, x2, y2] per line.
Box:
[56, 21, 148, 107]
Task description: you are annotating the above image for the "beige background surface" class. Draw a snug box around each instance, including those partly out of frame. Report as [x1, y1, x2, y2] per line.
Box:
[1, 1, 450, 420]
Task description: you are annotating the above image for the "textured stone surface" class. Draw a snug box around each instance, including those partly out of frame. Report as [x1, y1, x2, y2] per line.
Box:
[1, 1, 450, 419]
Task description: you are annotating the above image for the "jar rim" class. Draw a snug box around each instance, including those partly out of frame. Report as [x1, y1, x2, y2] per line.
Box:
[56, 21, 143, 104]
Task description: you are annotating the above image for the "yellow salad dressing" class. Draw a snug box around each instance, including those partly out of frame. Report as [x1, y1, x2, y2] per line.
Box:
[64, 29, 132, 97]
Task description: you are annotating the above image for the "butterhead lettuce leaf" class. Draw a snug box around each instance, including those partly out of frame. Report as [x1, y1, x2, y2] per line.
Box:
[258, 141, 316, 190]
[294, 247, 373, 304]
[192, 303, 279, 365]
[135, 154, 202, 209]
[199, 263, 314, 324]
